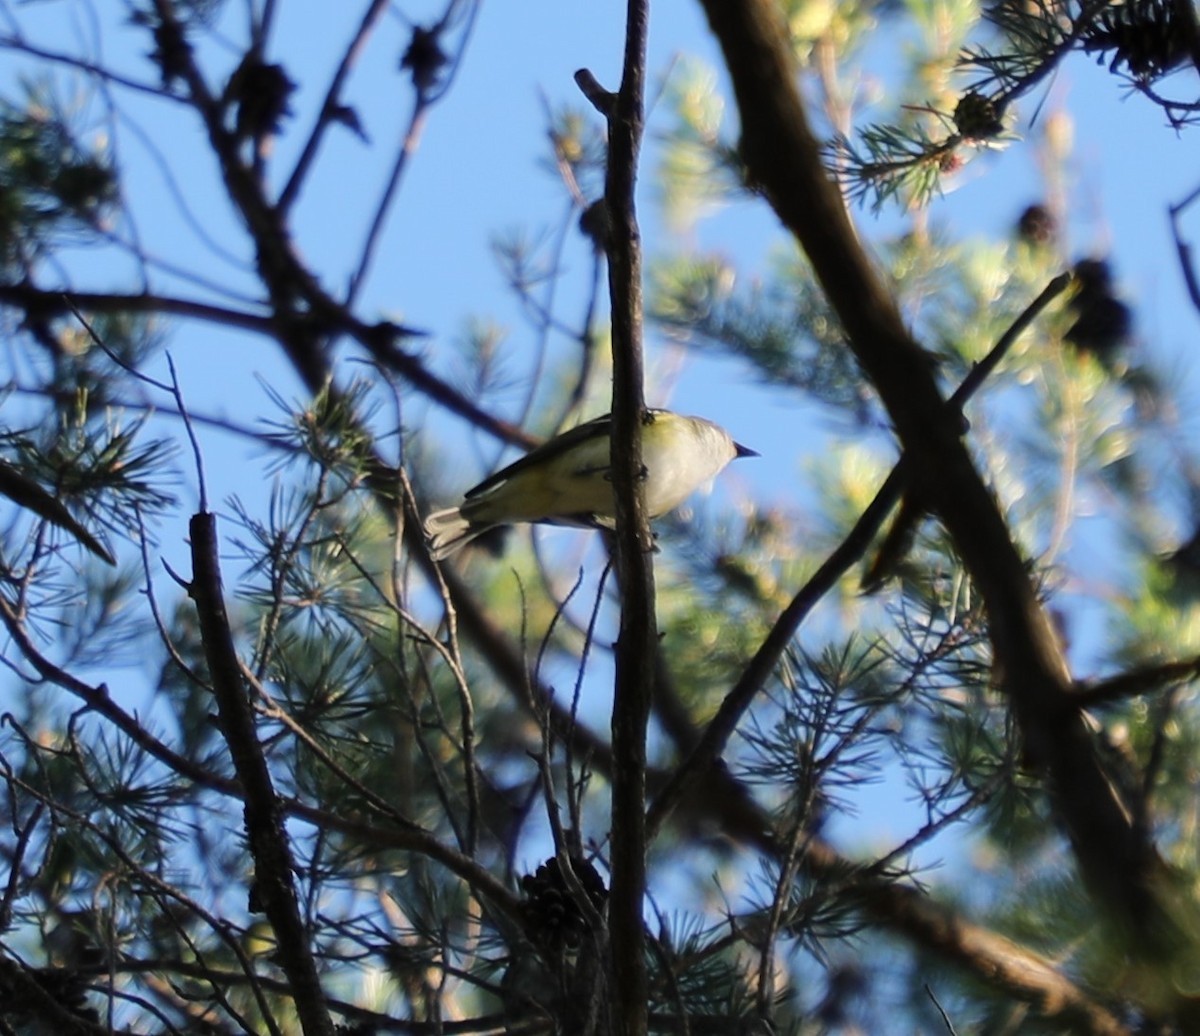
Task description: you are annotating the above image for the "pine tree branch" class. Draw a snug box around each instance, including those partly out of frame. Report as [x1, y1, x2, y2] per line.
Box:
[3, 775, 288, 1033]
[0, 592, 235, 794]
[0, 282, 536, 451]
[0, 32, 183, 102]
[648, 274, 1072, 839]
[390, 494, 1133, 1031]
[141, 1, 536, 454]
[0, 282, 278, 335]
[0, 569, 523, 928]
[186, 511, 334, 1036]
[397, 496, 1125, 1030]
[685, 771, 1133, 1035]
[0, 957, 116, 1036]
[1074, 655, 1200, 707]
[597, 1, 654, 1031]
[0, 460, 113, 564]
[647, 464, 904, 839]
[693, 0, 1196, 962]
[278, 0, 390, 215]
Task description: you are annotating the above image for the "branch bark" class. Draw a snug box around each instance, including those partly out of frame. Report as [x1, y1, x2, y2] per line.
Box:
[601, 0, 654, 1030]
[187, 512, 334, 1036]
[693, 0, 1196, 961]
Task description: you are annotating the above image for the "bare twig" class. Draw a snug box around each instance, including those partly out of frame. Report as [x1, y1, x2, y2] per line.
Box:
[598, 0, 653, 1030]
[346, 1, 482, 306]
[185, 511, 334, 1036]
[1170, 181, 1200, 314]
[926, 983, 959, 1035]
[278, 0, 390, 214]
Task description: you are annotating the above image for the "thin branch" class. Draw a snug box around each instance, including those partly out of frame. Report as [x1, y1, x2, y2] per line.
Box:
[946, 272, 1072, 409]
[0, 281, 537, 451]
[647, 466, 902, 838]
[345, 1, 480, 306]
[241, 661, 415, 829]
[279, 0, 390, 214]
[1, 766, 285, 1035]
[0, 283, 279, 336]
[926, 984, 959, 1035]
[113, 102, 251, 271]
[345, 96, 430, 308]
[1170, 182, 1200, 315]
[0, 33, 185, 102]
[0, 565, 520, 922]
[647, 272, 1070, 839]
[596, 0, 652, 1030]
[330, 518, 481, 855]
[1074, 655, 1200, 707]
[863, 270, 1073, 589]
[0, 593, 226, 791]
[185, 511, 334, 1036]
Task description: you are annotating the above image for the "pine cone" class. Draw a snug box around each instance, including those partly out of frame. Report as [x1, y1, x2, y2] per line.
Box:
[521, 855, 608, 950]
[953, 92, 1004, 141]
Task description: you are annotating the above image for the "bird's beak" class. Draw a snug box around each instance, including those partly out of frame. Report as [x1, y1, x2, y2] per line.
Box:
[734, 442, 759, 459]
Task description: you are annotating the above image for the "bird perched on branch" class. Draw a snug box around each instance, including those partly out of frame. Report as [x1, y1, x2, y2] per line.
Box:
[424, 410, 756, 560]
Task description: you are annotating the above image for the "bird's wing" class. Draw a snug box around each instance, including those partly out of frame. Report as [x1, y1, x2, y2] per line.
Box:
[464, 413, 612, 498]
[464, 410, 668, 499]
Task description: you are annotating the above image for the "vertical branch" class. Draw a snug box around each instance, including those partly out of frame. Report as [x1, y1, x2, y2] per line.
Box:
[592, 0, 653, 1032]
[187, 512, 334, 1036]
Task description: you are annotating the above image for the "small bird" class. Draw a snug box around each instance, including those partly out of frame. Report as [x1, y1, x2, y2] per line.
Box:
[424, 409, 756, 560]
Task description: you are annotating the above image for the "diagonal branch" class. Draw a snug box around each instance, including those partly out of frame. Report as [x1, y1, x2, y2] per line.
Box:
[142, 0, 530, 448]
[390, 478, 1128, 1031]
[1074, 654, 1200, 708]
[186, 511, 334, 1036]
[648, 273, 1071, 840]
[277, 1, 390, 215]
[0, 282, 537, 451]
[693, 0, 1196, 959]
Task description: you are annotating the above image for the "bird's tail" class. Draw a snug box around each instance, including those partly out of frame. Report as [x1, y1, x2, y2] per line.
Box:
[424, 506, 490, 561]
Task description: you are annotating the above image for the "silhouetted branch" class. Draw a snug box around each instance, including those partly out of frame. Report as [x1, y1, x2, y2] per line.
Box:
[279, 0, 390, 214]
[1170, 181, 1200, 314]
[649, 273, 1071, 839]
[594, 1, 654, 1030]
[1074, 655, 1200, 707]
[186, 511, 334, 1036]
